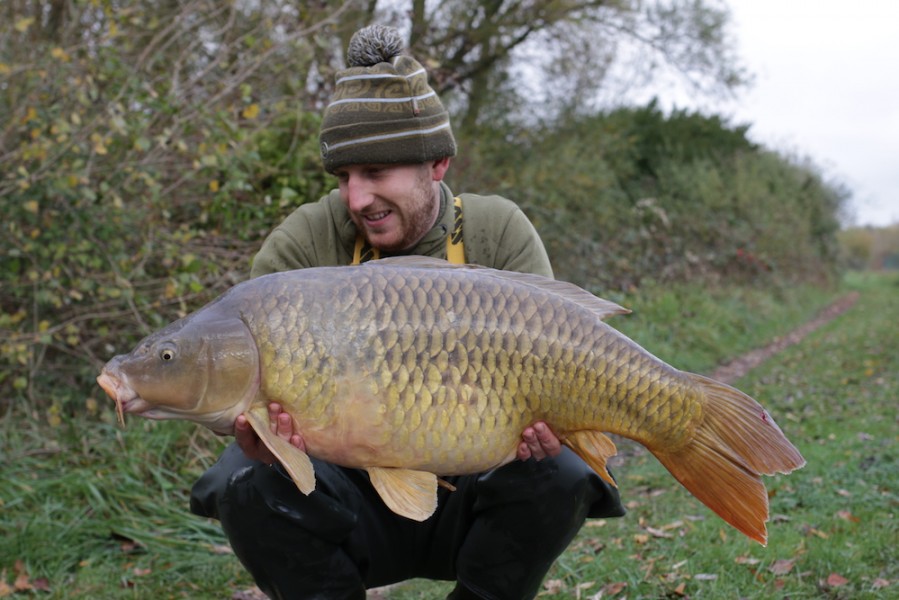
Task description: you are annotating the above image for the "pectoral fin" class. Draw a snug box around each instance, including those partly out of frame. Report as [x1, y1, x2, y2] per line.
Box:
[562, 430, 619, 488]
[366, 467, 439, 522]
[244, 408, 316, 495]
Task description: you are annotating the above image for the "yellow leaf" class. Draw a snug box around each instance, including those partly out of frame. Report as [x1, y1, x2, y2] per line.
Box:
[15, 17, 35, 32]
[242, 103, 260, 119]
[22, 107, 38, 124]
[50, 47, 71, 62]
[0, 63, 11, 75]
[24, 200, 39, 214]
[48, 403, 62, 428]
[209, 179, 220, 192]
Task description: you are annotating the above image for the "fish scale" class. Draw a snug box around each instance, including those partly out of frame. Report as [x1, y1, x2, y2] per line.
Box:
[97, 257, 804, 544]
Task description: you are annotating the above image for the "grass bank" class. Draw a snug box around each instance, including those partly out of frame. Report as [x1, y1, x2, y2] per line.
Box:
[2, 274, 894, 598]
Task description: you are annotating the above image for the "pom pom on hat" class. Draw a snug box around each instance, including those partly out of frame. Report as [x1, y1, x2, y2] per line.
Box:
[347, 24, 405, 67]
[319, 25, 456, 173]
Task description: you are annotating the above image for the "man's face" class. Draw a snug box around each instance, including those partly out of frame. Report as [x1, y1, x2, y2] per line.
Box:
[336, 162, 446, 252]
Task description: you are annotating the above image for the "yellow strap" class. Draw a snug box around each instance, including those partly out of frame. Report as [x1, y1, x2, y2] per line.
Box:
[352, 234, 379, 265]
[446, 196, 465, 264]
[351, 197, 464, 265]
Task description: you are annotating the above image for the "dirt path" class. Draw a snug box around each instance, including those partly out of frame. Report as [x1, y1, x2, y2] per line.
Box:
[708, 291, 860, 385]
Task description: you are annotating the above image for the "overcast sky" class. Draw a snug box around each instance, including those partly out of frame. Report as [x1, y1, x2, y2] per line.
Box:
[721, 0, 898, 227]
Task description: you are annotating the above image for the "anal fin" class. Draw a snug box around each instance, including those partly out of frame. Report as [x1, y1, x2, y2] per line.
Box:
[366, 467, 439, 522]
[245, 408, 316, 495]
[562, 430, 619, 487]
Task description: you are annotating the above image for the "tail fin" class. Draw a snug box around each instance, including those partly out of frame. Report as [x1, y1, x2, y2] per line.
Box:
[651, 374, 805, 545]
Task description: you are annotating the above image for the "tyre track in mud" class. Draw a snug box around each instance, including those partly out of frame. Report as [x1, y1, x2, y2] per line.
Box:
[709, 291, 860, 385]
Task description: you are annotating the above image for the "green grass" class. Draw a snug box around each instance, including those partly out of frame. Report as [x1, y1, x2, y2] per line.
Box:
[2, 273, 895, 598]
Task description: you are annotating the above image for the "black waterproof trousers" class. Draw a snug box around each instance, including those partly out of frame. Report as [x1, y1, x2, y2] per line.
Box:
[190, 443, 625, 600]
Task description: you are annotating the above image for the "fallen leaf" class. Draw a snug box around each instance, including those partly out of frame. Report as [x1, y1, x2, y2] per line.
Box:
[633, 533, 650, 545]
[769, 559, 795, 575]
[694, 574, 718, 581]
[575, 581, 595, 599]
[872, 578, 890, 590]
[836, 489, 852, 497]
[13, 572, 31, 592]
[735, 555, 761, 565]
[836, 510, 860, 523]
[771, 513, 791, 523]
[645, 526, 673, 539]
[826, 573, 849, 587]
[601, 581, 627, 595]
[543, 579, 565, 594]
[673, 582, 687, 596]
[801, 525, 829, 539]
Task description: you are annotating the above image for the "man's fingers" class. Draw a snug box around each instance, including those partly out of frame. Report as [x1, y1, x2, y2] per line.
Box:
[520, 427, 545, 460]
[267, 402, 282, 432]
[276, 412, 293, 441]
[518, 422, 563, 462]
[532, 422, 562, 457]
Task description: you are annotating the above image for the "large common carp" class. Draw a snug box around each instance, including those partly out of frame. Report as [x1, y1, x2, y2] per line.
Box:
[97, 257, 804, 544]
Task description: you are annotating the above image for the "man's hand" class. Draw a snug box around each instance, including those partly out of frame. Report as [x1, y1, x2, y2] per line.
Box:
[517, 421, 562, 461]
[235, 402, 305, 464]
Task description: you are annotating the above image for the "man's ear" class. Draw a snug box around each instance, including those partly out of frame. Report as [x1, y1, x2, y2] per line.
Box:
[431, 157, 452, 182]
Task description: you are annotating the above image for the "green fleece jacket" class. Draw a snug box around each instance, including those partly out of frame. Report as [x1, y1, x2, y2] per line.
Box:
[250, 182, 553, 279]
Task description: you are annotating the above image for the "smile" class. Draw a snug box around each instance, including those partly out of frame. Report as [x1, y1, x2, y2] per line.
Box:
[363, 210, 392, 224]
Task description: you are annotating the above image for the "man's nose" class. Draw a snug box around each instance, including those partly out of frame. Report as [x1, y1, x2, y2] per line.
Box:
[344, 175, 374, 212]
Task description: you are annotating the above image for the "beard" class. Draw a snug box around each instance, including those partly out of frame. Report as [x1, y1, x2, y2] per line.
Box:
[353, 166, 439, 253]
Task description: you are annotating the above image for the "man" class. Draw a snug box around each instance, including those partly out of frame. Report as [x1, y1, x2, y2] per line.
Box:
[190, 24, 624, 600]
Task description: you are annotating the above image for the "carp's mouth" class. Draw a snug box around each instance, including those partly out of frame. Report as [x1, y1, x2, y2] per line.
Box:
[97, 371, 144, 426]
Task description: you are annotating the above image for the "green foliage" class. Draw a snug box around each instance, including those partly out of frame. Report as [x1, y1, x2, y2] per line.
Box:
[450, 102, 847, 291]
[838, 224, 899, 270]
[1, 3, 332, 415]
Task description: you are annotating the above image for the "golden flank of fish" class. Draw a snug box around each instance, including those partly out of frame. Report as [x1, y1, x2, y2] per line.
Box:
[97, 257, 805, 544]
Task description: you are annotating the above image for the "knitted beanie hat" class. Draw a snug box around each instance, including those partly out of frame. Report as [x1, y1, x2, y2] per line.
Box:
[319, 25, 456, 173]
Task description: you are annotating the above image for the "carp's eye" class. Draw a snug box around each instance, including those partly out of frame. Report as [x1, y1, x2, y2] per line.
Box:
[160, 348, 175, 361]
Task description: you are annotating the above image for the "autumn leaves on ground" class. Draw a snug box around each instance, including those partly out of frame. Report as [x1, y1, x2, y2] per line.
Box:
[0, 272, 895, 599]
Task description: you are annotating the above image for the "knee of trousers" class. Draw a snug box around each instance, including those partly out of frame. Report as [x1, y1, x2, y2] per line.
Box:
[190, 445, 368, 599]
[475, 447, 625, 527]
[190, 443, 359, 545]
